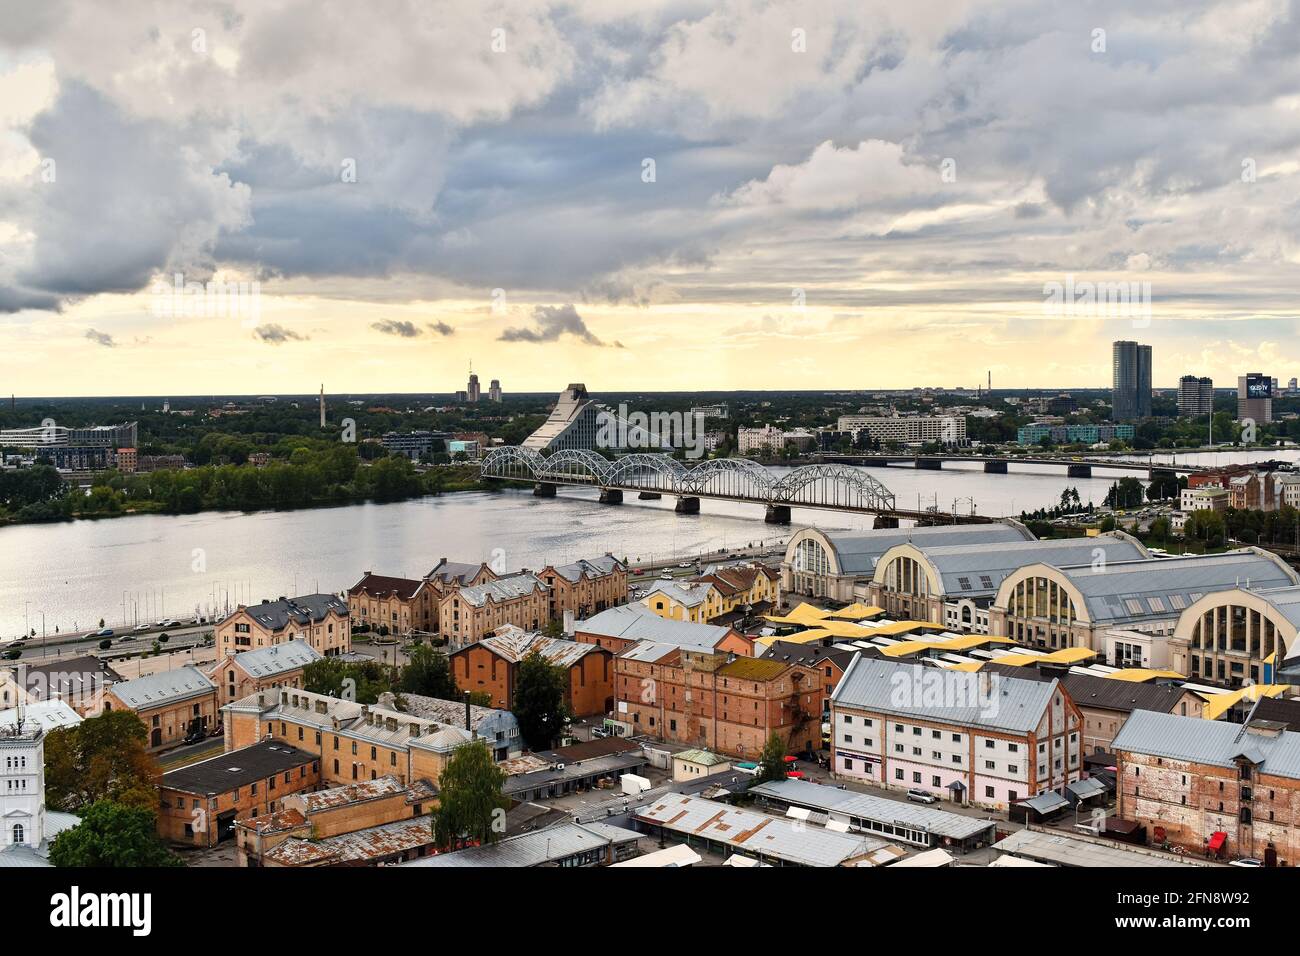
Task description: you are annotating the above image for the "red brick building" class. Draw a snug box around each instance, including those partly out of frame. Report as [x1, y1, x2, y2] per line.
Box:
[450, 626, 614, 717]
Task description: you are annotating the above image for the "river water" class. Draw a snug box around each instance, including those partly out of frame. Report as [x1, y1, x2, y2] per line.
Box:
[3, 449, 1297, 639]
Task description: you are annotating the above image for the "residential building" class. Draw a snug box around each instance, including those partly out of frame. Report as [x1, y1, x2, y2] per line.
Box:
[737, 425, 816, 454]
[1016, 423, 1135, 445]
[1181, 486, 1229, 513]
[1276, 473, 1300, 510]
[236, 774, 434, 866]
[1237, 372, 1274, 424]
[573, 603, 754, 656]
[672, 749, 732, 782]
[488, 379, 502, 402]
[988, 549, 1300, 654]
[380, 430, 449, 460]
[1, 655, 123, 715]
[223, 688, 477, 788]
[438, 573, 549, 649]
[835, 415, 966, 445]
[782, 522, 1035, 602]
[830, 656, 1083, 810]
[614, 646, 818, 758]
[1178, 375, 1214, 417]
[1112, 340, 1153, 420]
[1113, 711, 1300, 863]
[348, 572, 439, 637]
[536, 554, 627, 620]
[205, 639, 320, 705]
[866, 531, 1148, 626]
[450, 625, 613, 717]
[375, 691, 522, 760]
[467, 369, 480, 403]
[157, 741, 320, 847]
[114, 446, 138, 473]
[102, 667, 220, 751]
[1228, 472, 1276, 511]
[215, 593, 350, 659]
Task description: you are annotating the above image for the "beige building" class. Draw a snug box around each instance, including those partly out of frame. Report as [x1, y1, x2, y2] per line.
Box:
[439, 573, 549, 650]
[1170, 585, 1300, 688]
[103, 666, 220, 751]
[537, 555, 627, 621]
[205, 639, 320, 705]
[215, 593, 350, 659]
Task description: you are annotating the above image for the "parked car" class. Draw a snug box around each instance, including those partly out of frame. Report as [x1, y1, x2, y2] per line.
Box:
[133, 623, 151, 632]
[678, 561, 691, 568]
[906, 788, 939, 805]
[659, 572, 672, 580]
[1229, 858, 1264, 867]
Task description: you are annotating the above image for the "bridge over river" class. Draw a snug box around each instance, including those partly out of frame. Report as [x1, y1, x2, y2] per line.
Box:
[817, 453, 1196, 478]
[478, 447, 995, 526]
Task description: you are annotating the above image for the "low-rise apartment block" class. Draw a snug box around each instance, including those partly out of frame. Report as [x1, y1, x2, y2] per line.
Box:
[348, 572, 440, 637]
[537, 554, 627, 620]
[215, 593, 350, 659]
[830, 656, 1083, 810]
[439, 573, 549, 649]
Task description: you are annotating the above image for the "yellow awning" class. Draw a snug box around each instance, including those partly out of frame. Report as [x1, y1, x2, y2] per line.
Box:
[944, 661, 986, 672]
[764, 602, 833, 626]
[825, 603, 885, 621]
[755, 628, 837, 648]
[982, 647, 1097, 668]
[879, 635, 1016, 658]
[1200, 683, 1293, 721]
[863, 621, 950, 637]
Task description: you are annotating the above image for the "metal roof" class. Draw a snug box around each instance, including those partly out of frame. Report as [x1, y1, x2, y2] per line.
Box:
[901, 533, 1147, 598]
[226, 639, 321, 678]
[453, 573, 547, 608]
[749, 778, 996, 841]
[813, 523, 1034, 574]
[643, 580, 714, 608]
[160, 741, 316, 795]
[831, 655, 1060, 734]
[546, 554, 624, 582]
[404, 820, 641, 868]
[992, 828, 1212, 867]
[473, 628, 602, 668]
[108, 665, 215, 709]
[240, 593, 348, 631]
[1112, 710, 1300, 780]
[633, 793, 887, 867]
[1051, 550, 1299, 624]
[577, 604, 736, 648]
[0, 700, 81, 732]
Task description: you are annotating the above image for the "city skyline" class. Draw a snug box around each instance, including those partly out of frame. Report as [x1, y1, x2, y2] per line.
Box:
[3, 2, 1300, 395]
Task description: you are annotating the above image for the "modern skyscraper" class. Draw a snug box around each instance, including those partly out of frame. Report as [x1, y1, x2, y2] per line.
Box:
[1111, 341, 1152, 421]
[1237, 373, 1273, 424]
[489, 379, 502, 402]
[467, 364, 480, 403]
[1177, 375, 1213, 417]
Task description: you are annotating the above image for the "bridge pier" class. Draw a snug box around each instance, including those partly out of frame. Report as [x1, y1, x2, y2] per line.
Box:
[638, 492, 662, 500]
[599, 488, 624, 504]
[983, 460, 1008, 473]
[873, 515, 899, 529]
[916, 458, 943, 470]
[1067, 464, 1092, 478]
[533, 482, 557, 497]
[764, 504, 792, 525]
[675, 496, 700, 515]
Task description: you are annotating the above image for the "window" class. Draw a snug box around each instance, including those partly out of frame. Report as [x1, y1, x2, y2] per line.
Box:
[11, 823, 24, 844]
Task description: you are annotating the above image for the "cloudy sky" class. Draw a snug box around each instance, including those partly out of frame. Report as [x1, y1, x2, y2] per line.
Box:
[2, 0, 1299, 396]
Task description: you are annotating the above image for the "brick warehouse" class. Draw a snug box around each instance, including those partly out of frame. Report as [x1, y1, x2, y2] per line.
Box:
[1113, 710, 1300, 864]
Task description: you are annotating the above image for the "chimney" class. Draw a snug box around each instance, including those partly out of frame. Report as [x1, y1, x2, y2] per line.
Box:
[408, 722, 421, 738]
[361, 704, 370, 720]
[465, 694, 472, 731]
[385, 717, 398, 732]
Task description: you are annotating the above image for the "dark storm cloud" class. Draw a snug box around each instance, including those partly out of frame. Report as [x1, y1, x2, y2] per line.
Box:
[499, 304, 622, 347]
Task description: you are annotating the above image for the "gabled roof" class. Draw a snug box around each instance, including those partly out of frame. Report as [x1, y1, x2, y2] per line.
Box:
[577, 604, 739, 650]
[980, 664, 1190, 715]
[1113, 710, 1300, 780]
[643, 580, 714, 608]
[831, 655, 1060, 734]
[239, 593, 348, 632]
[545, 554, 624, 582]
[426, 559, 492, 586]
[452, 573, 547, 608]
[109, 666, 215, 709]
[472, 628, 602, 668]
[349, 573, 425, 600]
[758, 640, 858, 671]
[225, 640, 321, 679]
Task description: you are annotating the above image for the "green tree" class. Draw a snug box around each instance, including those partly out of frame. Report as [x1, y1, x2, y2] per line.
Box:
[431, 740, 508, 851]
[45, 710, 161, 813]
[48, 801, 182, 867]
[302, 657, 391, 704]
[397, 643, 456, 699]
[1098, 514, 1117, 532]
[755, 731, 788, 784]
[513, 650, 571, 750]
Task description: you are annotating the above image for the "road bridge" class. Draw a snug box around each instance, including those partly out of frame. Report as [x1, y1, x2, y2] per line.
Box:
[817, 453, 1198, 479]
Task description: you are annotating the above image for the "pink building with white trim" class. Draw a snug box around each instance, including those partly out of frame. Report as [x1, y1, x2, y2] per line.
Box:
[830, 656, 1083, 811]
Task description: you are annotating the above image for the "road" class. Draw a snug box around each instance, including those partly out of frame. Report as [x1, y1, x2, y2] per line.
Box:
[2, 622, 213, 663]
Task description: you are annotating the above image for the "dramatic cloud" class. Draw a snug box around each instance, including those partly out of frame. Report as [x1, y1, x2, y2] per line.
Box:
[252, 323, 306, 344]
[372, 319, 421, 338]
[499, 304, 623, 347]
[427, 321, 455, 336]
[84, 328, 114, 347]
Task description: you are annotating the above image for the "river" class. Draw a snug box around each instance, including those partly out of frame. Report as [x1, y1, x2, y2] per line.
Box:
[3, 449, 1297, 639]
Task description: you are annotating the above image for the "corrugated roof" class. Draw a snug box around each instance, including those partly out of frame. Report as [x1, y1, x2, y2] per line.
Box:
[577, 604, 737, 649]
[831, 655, 1059, 734]
[403, 821, 640, 868]
[749, 778, 996, 841]
[812, 523, 1034, 574]
[453, 573, 547, 608]
[226, 639, 321, 678]
[674, 748, 729, 767]
[474, 628, 602, 668]
[1113, 710, 1300, 780]
[109, 665, 215, 709]
[633, 793, 886, 867]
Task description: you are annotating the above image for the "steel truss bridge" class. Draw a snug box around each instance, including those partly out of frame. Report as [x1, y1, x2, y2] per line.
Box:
[479, 447, 995, 524]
